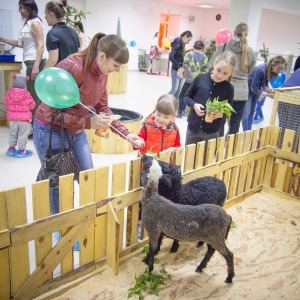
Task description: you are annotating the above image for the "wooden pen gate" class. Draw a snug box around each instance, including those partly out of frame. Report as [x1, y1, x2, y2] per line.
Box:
[0, 125, 300, 300]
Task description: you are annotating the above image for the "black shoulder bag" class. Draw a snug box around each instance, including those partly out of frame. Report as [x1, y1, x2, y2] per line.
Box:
[36, 111, 80, 188]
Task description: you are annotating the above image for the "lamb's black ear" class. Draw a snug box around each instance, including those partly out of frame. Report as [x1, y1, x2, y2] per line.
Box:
[142, 154, 153, 170]
[141, 171, 149, 187]
[160, 174, 172, 187]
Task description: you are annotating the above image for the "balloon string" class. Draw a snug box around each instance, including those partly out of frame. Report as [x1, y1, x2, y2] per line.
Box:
[79, 102, 128, 139]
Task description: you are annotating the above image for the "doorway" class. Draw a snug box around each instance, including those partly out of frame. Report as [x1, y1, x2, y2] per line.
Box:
[159, 13, 181, 50]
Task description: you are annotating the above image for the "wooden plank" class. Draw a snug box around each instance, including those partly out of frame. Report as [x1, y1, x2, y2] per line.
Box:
[274, 130, 295, 190]
[112, 162, 127, 195]
[106, 202, 120, 275]
[183, 144, 196, 173]
[19, 263, 98, 300]
[95, 167, 109, 261]
[268, 147, 300, 163]
[79, 169, 96, 266]
[270, 163, 278, 188]
[110, 189, 142, 211]
[223, 186, 262, 209]
[194, 141, 205, 169]
[14, 221, 93, 299]
[0, 191, 9, 248]
[59, 176, 75, 275]
[244, 129, 259, 191]
[173, 147, 184, 167]
[32, 180, 53, 282]
[159, 150, 172, 163]
[215, 136, 225, 179]
[0, 191, 10, 300]
[205, 138, 216, 165]
[11, 205, 96, 246]
[289, 140, 300, 196]
[251, 127, 268, 188]
[216, 136, 225, 162]
[128, 158, 142, 191]
[112, 162, 127, 253]
[0, 229, 9, 249]
[183, 147, 270, 184]
[228, 133, 243, 198]
[222, 134, 234, 188]
[283, 167, 293, 194]
[262, 127, 282, 186]
[127, 159, 142, 246]
[6, 187, 30, 295]
[0, 191, 8, 231]
[262, 185, 300, 203]
[0, 248, 10, 300]
[236, 131, 251, 195]
[116, 210, 125, 250]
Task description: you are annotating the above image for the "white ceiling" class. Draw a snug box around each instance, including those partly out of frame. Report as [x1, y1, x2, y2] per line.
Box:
[159, 0, 231, 10]
[71, 0, 231, 10]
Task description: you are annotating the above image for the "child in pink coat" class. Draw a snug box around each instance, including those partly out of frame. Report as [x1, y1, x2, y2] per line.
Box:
[4, 74, 36, 158]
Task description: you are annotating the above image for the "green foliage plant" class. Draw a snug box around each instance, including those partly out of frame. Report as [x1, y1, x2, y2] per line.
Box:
[128, 246, 172, 299]
[63, 2, 90, 28]
[259, 43, 269, 63]
[205, 97, 236, 123]
[204, 39, 217, 61]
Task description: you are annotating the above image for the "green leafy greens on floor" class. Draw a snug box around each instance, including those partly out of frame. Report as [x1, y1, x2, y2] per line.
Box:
[128, 245, 172, 299]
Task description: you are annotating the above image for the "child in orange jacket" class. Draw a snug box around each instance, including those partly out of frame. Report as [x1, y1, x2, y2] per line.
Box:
[133, 94, 181, 157]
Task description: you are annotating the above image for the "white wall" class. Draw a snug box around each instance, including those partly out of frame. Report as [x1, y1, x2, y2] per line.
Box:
[70, 0, 230, 70]
[256, 8, 300, 58]
[1, 0, 300, 70]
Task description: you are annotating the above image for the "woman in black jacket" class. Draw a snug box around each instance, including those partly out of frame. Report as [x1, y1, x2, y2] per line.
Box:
[168, 31, 192, 101]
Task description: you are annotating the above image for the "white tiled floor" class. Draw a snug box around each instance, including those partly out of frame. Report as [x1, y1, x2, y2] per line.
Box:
[0, 70, 274, 222]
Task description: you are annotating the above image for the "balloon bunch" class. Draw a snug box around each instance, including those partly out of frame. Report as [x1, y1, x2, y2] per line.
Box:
[34, 68, 127, 138]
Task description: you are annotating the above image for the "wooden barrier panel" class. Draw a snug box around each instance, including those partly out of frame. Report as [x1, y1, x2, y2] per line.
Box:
[1, 126, 300, 300]
[106, 64, 127, 94]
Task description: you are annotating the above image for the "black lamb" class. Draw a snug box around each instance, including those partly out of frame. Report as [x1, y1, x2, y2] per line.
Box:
[142, 158, 235, 283]
[141, 154, 227, 252]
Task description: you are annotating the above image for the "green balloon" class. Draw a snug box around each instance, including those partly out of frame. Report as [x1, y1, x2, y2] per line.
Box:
[35, 67, 80, 108]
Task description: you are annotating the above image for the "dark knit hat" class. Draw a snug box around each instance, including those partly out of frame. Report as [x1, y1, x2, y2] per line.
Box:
[194, 40, 204, 49]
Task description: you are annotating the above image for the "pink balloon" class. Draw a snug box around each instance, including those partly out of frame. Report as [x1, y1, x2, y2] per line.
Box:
[216, 29, 233, 45]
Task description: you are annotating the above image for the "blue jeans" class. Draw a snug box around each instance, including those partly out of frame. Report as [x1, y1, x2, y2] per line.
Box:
[33, 118, 93, 215]
[254, 97, 266, 119]
[242, 95, 258, 131]
[169, 69, 184, 100]
[178, 81, 190, 114]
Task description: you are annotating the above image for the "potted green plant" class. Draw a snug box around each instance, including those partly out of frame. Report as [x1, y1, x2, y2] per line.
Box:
[205, 97, 235, 123]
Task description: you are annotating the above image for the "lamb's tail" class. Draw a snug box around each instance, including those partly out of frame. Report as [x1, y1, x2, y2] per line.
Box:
[225, 215, 232, 240]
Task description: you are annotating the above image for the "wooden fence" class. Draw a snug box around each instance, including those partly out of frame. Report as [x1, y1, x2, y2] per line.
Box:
[0, 126, 300, 300]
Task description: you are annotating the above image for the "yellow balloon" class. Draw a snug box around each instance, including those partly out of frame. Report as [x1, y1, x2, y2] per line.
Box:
[165, 41, 171, 49]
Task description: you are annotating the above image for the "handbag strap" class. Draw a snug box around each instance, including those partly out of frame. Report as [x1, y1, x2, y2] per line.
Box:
[48, 111, 71, 152]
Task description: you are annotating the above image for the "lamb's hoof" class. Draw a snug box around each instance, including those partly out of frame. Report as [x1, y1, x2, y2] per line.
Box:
[170, 240, 179, 253]
[225, 272, 235, 283]
[195, 267, 203, 273]
[225, 277, 233, 284]
[196, 241, 204, 248]
[170, 245, 179, 253]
